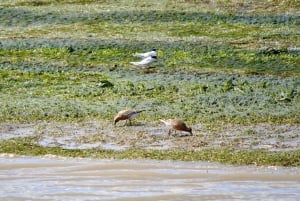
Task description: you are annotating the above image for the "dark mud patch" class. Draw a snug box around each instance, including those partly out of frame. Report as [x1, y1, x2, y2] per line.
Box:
[0, 120, 299, 152]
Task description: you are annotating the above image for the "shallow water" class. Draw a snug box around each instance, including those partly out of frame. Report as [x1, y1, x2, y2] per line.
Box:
[0, 156, 299, 201]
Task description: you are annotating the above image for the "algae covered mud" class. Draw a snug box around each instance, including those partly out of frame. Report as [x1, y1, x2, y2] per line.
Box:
[0, 156, 300, 201]
[0, 0, 300, 165]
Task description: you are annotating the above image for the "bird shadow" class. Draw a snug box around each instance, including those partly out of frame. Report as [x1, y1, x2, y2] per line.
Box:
[170, 133, 193, 138]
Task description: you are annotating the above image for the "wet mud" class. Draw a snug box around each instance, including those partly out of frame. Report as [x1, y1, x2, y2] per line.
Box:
[0, 120, 299, 151]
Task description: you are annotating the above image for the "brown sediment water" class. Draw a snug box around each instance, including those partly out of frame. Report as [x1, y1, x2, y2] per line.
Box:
[0, 155, 299, 201]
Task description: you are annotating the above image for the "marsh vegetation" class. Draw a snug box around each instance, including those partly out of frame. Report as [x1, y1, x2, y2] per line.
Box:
[0, 0, 299, 166]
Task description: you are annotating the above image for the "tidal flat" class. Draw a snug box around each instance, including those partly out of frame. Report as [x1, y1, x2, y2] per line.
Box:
[0, 0, 299, 166]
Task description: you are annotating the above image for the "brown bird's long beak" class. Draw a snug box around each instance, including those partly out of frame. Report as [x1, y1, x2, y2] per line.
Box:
[189, 128, 193, 136]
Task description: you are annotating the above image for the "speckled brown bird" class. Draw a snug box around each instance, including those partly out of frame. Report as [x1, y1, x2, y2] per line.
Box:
[114, 109, 145, 126]
[160, 119, 193, 136]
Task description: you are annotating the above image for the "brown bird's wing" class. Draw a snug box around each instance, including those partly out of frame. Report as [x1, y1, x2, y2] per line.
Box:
[118, 109, 145, 119]
[172, 120, 189, 131]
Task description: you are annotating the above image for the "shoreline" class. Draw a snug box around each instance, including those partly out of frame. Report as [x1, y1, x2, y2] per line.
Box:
[1, 120, 299, 167]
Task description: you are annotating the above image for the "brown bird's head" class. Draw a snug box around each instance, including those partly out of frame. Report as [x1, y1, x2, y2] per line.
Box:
[113, 116, 121, 126]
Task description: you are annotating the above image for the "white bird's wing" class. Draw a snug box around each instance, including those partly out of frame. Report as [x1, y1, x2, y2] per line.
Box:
[130, 56, 156, 67]
[133, 51, 157, 58]
[133, 52, 149, 58]
[139, 57, 154, 65]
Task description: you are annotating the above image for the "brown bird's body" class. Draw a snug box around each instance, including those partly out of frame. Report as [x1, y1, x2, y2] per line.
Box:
[160, 119, 193, 136]
[114, 109, 145, 126]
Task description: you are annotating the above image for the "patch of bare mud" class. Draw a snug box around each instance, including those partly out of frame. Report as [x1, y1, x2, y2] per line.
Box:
[0, 120, 299, 151]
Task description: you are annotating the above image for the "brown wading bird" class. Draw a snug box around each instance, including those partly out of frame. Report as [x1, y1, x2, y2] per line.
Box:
[159, 119, 193, 136]
[114, 109, 145, 126]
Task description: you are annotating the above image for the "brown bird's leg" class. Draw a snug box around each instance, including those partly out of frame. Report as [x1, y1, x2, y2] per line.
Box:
[168, 129, 171, 136]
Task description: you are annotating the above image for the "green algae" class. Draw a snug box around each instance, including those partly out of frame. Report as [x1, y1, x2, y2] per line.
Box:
[0, 68, 299, 124]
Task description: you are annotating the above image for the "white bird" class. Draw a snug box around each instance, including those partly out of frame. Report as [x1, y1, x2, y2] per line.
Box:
[130, 55, 157, 68]
[133, 49, 157, 58]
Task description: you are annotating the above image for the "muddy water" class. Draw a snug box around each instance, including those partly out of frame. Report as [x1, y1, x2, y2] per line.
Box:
[0, 156, 299, 201]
